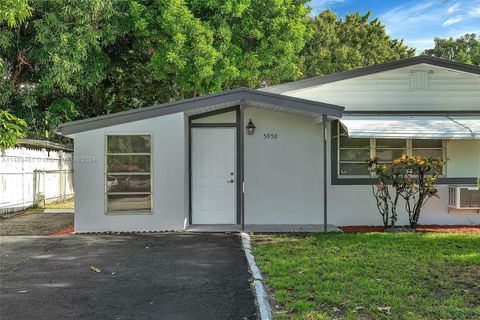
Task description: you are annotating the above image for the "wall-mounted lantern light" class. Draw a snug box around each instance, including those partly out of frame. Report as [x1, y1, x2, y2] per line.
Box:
[246, 119, 256, 135]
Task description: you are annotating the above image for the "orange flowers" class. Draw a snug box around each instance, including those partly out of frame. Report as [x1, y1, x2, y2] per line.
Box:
[414, 156, 426, 165]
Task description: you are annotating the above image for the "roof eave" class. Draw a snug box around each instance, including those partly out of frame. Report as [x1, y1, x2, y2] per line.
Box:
[57, 88, 344, 136]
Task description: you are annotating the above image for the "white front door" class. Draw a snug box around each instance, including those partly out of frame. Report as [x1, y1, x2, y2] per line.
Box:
[191, 128, 236, 224]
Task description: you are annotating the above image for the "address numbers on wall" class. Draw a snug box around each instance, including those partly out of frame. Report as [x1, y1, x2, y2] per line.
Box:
[263, 133, 278, 139]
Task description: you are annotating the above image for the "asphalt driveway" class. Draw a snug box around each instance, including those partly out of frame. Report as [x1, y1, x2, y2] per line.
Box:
[0, 233, 257, 320]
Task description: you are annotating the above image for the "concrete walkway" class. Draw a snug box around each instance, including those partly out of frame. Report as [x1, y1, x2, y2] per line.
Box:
[187, 224, 342, 233]
[0, 233, 257, 320]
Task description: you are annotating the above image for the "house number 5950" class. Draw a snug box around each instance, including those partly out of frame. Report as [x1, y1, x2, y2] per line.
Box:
[264, 133, 278, 139]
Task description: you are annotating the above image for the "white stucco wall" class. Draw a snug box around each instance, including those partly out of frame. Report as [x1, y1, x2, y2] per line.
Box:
[241, 109, 479, 227]
[73, 113, 188, 232]
[446, 140, 480, 177]
[327, 125, 480, 226]
[72, 107, 479, 232]
[327, 184, 480, 226]
[275, 63, 480, 226]
[244, 107, 325, 225]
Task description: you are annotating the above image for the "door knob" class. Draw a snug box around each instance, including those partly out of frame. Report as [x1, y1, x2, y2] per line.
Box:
[227, 179, 234, 183]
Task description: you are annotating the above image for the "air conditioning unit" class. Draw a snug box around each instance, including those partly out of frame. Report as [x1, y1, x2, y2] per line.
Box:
[448, 186, 480, 213]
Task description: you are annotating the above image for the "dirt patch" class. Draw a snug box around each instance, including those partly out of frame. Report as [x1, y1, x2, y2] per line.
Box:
[341, 225, 480, 234]
[0, 210, 73, 236]
[341, 226, 385, 233]
[416, 225, 480, 234]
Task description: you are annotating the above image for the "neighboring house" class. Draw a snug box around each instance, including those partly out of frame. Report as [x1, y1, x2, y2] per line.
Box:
[57, 56, 480, 233]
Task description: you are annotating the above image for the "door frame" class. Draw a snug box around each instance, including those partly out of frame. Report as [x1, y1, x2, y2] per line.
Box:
[188, 106, 242, 225]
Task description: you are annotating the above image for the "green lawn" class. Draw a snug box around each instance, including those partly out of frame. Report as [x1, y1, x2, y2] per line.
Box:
[252, 233, 480, 320]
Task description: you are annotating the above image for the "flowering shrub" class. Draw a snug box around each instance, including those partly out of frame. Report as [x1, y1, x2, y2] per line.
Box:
[368, 154, 445, 230]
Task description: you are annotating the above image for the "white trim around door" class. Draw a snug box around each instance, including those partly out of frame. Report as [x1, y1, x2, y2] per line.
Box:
[191, 127, 237, 224]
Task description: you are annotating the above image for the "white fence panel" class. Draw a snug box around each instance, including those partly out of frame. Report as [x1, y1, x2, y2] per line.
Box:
[0, 147, 74, 214]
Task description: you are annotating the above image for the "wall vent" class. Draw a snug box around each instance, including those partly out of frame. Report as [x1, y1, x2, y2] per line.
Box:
[410, 71, 429, 91]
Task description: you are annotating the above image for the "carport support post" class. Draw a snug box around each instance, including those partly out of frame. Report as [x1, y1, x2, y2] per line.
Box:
[322, 114, 328, 232]
[240, 100, 245, 231]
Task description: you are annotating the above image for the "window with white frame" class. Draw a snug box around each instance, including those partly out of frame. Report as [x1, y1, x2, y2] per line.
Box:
[333, 122, 445, 177]
[105, 135, 152, 214]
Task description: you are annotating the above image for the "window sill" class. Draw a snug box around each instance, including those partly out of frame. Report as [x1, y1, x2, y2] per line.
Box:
[105, 212, 153, 216]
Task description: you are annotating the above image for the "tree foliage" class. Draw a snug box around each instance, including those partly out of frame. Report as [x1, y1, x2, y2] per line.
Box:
[0, 110, 27, 150]
[1, 1, 418, 141]
[0, 0, 32, 28]
[97, 0, 311, 106]
[0, 0, 31, 148]
[423, 33, 480, 66]
[1, 0, 311, 139]
[1, 0, 124, 139]
[302, 10, 415, 77]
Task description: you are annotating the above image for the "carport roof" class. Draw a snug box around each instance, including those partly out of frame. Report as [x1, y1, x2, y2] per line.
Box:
[340, 115, 480, 140]
[57, 87, 344, 136]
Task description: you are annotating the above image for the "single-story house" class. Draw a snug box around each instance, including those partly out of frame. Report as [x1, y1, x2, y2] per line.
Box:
[58, 56, 480, 233]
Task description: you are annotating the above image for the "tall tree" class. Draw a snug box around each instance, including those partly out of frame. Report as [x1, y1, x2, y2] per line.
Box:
[2, 1, 416, 141]
[186, 0, 311, 88]
[94, 0, 311, 110]
[423, 33, 479, 66]
[1, 0, 312, 139]
[1, 0, 122, 139]
[302, 10, 415, 77]
[0, 0, 31, 147]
